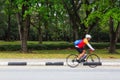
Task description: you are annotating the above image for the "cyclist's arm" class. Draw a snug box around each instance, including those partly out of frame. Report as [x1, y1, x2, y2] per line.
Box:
[84, 39, 95, 51]
[86, 43, 95, 51]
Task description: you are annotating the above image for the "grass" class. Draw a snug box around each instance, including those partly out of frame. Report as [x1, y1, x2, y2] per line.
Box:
[0, 41, 69, 45]
[0, 49, 120, 59]
[0, 40, 120, 51]
[0, 41, 119, 59]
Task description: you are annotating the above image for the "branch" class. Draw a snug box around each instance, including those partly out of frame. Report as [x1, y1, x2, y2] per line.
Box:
[62, 0, 71, 13]
[76, 0, 82, 11]
[115, 22, 120, 42]
[109, 17, 114, 33]
[87, 17, 99, 33]
[30, 21, 36, 27]
[70, 0, 76, 12]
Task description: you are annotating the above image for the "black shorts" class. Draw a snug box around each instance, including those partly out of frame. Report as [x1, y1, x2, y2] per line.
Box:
[75, 47, 84, 53]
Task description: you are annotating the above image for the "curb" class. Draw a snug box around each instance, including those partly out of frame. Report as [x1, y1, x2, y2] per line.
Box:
[102, 62, 120, 66]
[0, 62, 64, 66]
[0, 62, 119, 66]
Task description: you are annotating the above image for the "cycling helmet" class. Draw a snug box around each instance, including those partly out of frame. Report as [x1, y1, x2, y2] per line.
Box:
[85, 34, 92, 38]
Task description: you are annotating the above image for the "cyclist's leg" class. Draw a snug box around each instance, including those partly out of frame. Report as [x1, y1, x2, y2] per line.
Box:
[77, 50, 86, 60]
[80, 53, 87, 61]
[75, 48, 85, 60]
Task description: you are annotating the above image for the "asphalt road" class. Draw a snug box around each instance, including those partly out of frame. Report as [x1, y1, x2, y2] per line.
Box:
[0, 66, 120, 80]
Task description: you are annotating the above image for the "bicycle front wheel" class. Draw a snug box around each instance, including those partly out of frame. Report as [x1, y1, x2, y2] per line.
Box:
[66, 54, 79, 68]
[86, 54, 100, 68]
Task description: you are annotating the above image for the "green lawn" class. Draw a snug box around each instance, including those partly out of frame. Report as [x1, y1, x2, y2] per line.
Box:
[0, 41, 119, 51]
[0, 41, 119, 59]
[0, 49, 120, 59]
[0, 41, 69, 45]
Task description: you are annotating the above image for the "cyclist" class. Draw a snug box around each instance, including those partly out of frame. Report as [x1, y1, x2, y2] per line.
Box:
[75, 34, 95, 62]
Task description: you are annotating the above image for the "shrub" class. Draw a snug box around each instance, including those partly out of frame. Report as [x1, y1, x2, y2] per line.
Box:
[0, 41, 119, 51]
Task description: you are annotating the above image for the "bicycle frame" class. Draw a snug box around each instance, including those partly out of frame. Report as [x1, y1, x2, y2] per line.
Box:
[66, 50, 101, 68]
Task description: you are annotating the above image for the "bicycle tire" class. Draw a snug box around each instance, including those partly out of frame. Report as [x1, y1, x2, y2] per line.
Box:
[86, 54, 100, 68]
[66, 54, 79, 68]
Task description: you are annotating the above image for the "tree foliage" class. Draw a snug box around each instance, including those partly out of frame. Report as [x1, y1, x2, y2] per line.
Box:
[0, 0, 120, 52]
[85, 0, 120, 53]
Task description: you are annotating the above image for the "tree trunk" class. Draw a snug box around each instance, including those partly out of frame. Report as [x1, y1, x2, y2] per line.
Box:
[38, 27, 42, 44]
[69, 13, 79, 40]
[16, 13, 22, 41]
[72, 24, 79, 40]
[44, 21, 49, 41]
[16, 1, 30, 53]
[109, 30, 116, 53]
[6, 12, 11, 41]
[21, 29, 28, 52]
[21, 14, 30, 52]
[38, 14, 42, 44]
[16, 0, 31, 52]
[5, 1, 12, 41]
[109, 17, 116, 53]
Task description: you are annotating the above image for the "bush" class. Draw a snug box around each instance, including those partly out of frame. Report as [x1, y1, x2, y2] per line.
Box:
[0, 45, 20, 51]
[0, 41, 119, 51]
[92, 43, 109, 49]
[28, 43, 73, 50]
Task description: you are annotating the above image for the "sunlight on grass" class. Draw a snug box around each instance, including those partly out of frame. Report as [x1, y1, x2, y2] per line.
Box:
[93, 49, 120, 59]
[0, 49, 119, 59]
[0, 41, 69, 45]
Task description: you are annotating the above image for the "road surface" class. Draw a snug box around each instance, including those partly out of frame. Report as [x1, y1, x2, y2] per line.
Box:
[0, 66, 120, 80]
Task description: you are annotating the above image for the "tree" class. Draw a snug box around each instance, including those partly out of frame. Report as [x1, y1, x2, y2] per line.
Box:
[109, 16, 120, 53]
[31, 0, 50, 43]
[99, 0, 120, 53]
[62, 0, 82, 40]
[62, 0, 99, 40]
[1, 0, 13, 41]
[85, 0, 120, 53]
[30, 0, 68, 42]
[15, 0, 31, 52]
[4, 0, 12, 41]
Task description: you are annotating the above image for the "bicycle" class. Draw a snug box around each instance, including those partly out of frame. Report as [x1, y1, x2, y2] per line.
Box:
[66, 50, 101, 68]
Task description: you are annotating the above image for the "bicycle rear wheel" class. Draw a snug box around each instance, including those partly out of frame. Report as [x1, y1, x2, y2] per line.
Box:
[86, 54, 100, 68]
[66, 54, 79, 68]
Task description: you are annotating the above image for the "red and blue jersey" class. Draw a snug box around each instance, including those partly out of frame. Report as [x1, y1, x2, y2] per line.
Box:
[76, 38, 95, 51]
[77, 38, 88, 48]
